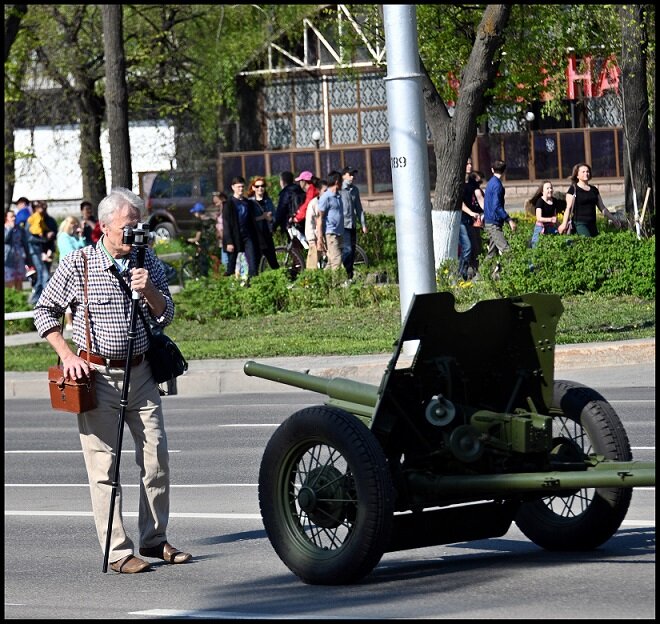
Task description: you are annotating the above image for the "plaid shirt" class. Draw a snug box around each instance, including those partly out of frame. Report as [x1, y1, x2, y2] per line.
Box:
[34, 241, 174, 359]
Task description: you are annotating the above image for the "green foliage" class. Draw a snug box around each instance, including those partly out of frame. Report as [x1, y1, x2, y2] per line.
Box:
[3, 288, 34, 334]
[487, 228, 655, 299]
[359, 214, 398, 268]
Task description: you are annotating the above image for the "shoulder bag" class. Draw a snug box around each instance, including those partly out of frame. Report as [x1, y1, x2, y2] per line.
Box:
[48, 251, 97, 413]
[110, 266, 188, 386]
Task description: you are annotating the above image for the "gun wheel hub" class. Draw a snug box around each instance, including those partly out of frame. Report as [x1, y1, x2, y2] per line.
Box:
[298, 465, 347, 528]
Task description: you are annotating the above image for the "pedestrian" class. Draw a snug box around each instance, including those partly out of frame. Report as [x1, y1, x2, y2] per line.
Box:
[223, 176, 261, 282]
[211, 191, 229, 266]
[33, 187, 191, 574]
[274, 171, 305, 236]
[459, 159, 478, 280]
[26, 201, 55, 305]
[558, 163, 620, 237]
[465, 170, 485, 275]
[187, 202, 216, 277]
[530, 181, 559, 247]
[483, 160, 516, 275]
[247, 177, 279, 270]
[14, 196, 32, 229]
[292, 170, 318, 238]
[56, 216, 86, 329]
[340, 166, 367, 280]
[4, 209, 31, 291]
[317, 171, 344, 271]
[305, 178, 327, 269]
[80, 200, 98, 246]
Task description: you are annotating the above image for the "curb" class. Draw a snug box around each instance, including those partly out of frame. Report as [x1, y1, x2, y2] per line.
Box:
[4, 338, 654, 400]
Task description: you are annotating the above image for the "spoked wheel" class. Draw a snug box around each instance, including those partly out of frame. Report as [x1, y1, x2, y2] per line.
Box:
[354, 244, 369, 269]
[515, 380, 633, 550]
[259, 406, 394, 585]
[259, 245, 304, 279]
[180, 260, 198, 284]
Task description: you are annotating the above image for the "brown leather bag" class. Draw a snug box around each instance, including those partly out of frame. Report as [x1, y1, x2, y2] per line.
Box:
[48, 251, 97, 413]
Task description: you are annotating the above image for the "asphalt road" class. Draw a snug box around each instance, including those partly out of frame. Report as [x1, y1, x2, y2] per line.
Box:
[4, 364, 655, 620]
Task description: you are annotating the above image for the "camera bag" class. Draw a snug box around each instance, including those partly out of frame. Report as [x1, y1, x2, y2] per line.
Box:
[49, 251, 97, 413]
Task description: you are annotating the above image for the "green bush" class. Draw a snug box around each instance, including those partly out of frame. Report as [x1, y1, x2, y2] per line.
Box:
[359, 214, 398, 268]
[3, 288, 35, 334]
[170, 210, 654, 323]
[492, 230, 655, 299]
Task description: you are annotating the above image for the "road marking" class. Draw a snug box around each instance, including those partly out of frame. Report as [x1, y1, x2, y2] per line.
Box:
[5, 511, 263, 519]
[217, 424, 279, 427]
[5, 483, 257, 488]
[4, 449, 181, 454]
[130, 610, 351, 619]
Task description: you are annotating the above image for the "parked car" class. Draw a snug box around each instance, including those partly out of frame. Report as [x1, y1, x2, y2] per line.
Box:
[142, 168, 217, 241]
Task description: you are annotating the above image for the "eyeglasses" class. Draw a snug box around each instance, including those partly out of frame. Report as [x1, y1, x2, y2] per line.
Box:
[254, 184, 265, 188]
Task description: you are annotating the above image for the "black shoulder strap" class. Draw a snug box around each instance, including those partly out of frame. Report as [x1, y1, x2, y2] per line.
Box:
[109, 265, 153, 337]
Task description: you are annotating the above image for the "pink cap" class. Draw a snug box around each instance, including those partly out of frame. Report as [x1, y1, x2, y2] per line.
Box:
[295, 171, 313, 182]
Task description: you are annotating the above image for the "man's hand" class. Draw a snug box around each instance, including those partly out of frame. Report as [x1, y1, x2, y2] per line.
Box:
[61, 352, 92, 381]
[129, 267, 151, 294]
[508, 219, 517, 232]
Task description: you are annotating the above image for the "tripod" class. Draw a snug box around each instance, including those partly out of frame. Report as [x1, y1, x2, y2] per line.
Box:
[102, 234, 147, 573]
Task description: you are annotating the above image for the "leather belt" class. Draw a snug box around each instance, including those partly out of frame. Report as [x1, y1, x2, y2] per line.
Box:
[79, 350, 145, 368]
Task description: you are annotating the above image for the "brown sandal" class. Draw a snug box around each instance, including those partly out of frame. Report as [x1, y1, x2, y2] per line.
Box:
[110, 554, 151, 574]
[139, 541, 192, 564]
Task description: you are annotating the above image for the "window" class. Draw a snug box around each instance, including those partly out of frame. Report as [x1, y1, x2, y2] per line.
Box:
[560, 132, 585, 179]
[534, 133, 559, 180]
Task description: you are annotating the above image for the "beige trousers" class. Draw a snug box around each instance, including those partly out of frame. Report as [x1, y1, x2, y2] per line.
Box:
[77, 359, 169, 564]
[324, 233, 343, 270]
[306, 242, 319, 270]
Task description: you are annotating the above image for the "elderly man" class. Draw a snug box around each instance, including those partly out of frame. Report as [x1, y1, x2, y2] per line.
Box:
[34, 187, 191, 574]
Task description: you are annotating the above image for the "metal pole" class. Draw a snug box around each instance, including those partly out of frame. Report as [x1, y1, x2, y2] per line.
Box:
[102, 243, 146, 573]
[383, 5, 436, 327]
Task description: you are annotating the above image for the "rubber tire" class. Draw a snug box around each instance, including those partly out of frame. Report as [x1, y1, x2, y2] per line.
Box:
[259, 406, 394, 585]
[260, 246, 305, 278]
[353, 244, 369, 268]
[180, 260, 197, 284]
[515, 380, 633, 551]
[152, 221, 176, 242]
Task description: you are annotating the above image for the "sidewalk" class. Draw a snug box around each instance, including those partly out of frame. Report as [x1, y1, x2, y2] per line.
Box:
[4, 333, 655, 399]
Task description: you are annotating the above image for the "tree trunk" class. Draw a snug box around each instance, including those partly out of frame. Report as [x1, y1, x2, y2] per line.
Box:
[101, 4, 132, 190]
[4, 103, 18, 212]
[618, 5, 654, 235]
[421, 5, 511, 267]
[78, 86, 107, 207]
[4, 4, 28, 210]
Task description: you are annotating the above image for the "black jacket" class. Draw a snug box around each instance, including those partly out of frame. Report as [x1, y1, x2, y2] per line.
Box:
[222, 196, 261, 252]
[274, 183, 305, 235]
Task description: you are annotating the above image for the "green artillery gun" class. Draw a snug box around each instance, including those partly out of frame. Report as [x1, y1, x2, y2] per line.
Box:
[244, 292, 654, 585]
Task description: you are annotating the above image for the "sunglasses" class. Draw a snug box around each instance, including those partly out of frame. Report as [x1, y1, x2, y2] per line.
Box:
[254, 184, 265, 188]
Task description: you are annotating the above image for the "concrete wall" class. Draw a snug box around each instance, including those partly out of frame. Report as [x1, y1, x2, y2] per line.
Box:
[11, 121, 176, 220]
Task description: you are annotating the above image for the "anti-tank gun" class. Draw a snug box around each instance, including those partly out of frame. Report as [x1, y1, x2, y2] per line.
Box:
[244, 292, 654, 585]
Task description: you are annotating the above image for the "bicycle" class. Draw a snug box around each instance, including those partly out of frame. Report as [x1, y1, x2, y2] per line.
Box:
[260, 224, 369, 278]
[181, 241, 221, 284]
[259, 225, 306, 279]
[317, 244, 368, 271]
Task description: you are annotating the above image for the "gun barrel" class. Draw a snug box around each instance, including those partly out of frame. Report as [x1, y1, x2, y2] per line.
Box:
[244, 360, 380, 408]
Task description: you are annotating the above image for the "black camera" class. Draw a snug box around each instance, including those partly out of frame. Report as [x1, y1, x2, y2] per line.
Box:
[122, 222, 150, 246]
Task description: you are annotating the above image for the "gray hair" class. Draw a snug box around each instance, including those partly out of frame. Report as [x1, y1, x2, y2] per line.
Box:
[97, 187, 145, 224]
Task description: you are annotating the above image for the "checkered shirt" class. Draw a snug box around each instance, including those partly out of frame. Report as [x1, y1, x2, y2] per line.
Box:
[33, 242, 174, 360]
